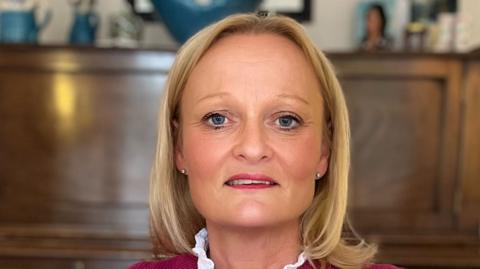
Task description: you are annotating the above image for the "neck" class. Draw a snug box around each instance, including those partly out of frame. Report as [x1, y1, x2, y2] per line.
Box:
[206, 221, 303, 269]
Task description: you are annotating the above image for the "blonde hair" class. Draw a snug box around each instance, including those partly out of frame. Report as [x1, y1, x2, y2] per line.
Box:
[149, 13, 377, 269]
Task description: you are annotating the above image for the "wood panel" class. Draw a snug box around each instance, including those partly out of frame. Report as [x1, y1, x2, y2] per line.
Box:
[330, 54, 479, 268]
[459, 61, 480, 232]
[346, 79, 442, 212]
[332, 56, 462, 233]
[0, 71, 162, 229]
[0, 46, 172, 266]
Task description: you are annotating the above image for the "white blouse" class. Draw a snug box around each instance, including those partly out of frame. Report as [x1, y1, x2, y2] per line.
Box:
[192, 228, 307, 269]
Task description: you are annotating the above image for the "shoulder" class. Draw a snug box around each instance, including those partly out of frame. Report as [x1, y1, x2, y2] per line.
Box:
[366, 264, 404, 269]
[128, 253, 197, 269]
[328, 264, 403, 269]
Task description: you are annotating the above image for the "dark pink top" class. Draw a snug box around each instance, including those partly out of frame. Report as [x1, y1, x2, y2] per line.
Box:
[128, 253, 402, 269]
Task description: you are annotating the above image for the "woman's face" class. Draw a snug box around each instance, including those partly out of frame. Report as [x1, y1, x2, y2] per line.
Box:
[367, 8, 382, 36]
[175, 33, 329, 229]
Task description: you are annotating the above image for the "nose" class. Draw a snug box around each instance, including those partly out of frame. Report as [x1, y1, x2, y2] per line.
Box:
[232, 120, 272, 163]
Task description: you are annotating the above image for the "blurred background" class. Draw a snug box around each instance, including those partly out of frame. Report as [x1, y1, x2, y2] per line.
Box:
[2, 0, 480, 52]
[0, 0, 479, 268]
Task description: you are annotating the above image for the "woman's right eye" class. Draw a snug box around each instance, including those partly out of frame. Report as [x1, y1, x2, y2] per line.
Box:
[202, 112, 229, 129]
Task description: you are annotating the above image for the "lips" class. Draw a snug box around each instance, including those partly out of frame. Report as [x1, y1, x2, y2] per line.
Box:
[225, 173, 278, 188]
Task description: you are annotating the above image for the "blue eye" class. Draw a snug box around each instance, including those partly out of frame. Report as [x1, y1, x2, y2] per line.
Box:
[203, 112, 228, 129]
[276, 115, 300, 130]
[210, 114, 225, 125]
[279, 117, 293, 127]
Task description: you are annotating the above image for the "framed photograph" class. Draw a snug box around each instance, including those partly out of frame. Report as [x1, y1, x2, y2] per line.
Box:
[127, 0, 311, 23]
[259, 0, 311, 22]
[355, 0, 410, 50]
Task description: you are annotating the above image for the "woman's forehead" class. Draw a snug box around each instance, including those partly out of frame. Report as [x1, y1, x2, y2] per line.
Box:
[201, 33, 306, 67]
[183, 33, 322, 103]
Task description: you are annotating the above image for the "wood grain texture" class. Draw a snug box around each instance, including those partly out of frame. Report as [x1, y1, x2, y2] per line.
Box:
[345, 79, 442, 211]
[0, 71, 165, 230]
[332, 56, 463, 233]
[0, 46, 171, 266]
[459, 61, 480, 231]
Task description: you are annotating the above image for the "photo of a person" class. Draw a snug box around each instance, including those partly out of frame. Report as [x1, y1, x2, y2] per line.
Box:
[360, 3, 393, 51]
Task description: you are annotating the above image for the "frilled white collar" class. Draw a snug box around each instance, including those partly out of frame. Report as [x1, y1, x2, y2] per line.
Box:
[192, 228, 307, 269]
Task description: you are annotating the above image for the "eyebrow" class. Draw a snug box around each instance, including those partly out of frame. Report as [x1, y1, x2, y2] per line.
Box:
[277, 93, 310, 105]
[197, 92, 310, 105]
[197, 92, 231, 103]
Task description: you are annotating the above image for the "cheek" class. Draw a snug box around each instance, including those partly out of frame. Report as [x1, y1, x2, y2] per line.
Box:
[274, 132, 322, 209]
[180, 129, 231, 214]
[182, 130, 230, 178]
[279, 132, 322, 180]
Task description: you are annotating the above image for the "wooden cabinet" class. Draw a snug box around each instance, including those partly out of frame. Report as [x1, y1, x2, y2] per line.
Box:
[337, 57, 461, 231]
[330, 53, 480, 268]
[0, 46, 478, 268]
[0, 45, 168, 268]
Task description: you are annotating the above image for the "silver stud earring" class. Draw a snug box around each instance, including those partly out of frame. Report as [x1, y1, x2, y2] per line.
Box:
[180, 169, 188, 175]
[315, 172, 322, 180]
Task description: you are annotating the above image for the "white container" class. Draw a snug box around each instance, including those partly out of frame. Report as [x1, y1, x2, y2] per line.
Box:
[433, 12, 456, 52]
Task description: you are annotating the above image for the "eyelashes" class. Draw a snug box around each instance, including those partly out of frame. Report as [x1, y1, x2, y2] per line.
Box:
[202, 112, 229, 130]
[275, 114, 302, 130]
[201, 111, 303, 131]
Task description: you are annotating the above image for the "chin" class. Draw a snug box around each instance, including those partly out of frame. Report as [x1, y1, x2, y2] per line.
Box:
[223, 204, 284, 228]
[230, 216, 275, 228]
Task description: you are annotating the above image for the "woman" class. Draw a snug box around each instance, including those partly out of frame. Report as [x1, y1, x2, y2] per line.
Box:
[360, 4, 393, 51]
[130, 13, 400, 269]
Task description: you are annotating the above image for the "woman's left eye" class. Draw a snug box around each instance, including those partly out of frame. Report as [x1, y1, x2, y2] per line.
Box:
[275, 115, 301, 130]
[210, 114, 226, 125]
[202, 112, 229, 129]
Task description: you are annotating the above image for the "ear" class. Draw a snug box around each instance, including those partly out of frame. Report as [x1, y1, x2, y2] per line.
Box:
[316, 139, 330, 179]
[172, 119, 185, 172]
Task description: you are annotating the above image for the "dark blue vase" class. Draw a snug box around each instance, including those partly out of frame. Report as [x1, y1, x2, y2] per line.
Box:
[69, 12, 98, 45]
[150, 0, 261, 43]
[0, 10, 51, 43]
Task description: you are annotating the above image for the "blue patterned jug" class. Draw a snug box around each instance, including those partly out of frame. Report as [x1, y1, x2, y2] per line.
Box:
[0, 0, 51, 43]
[69, 12, 98, 45]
